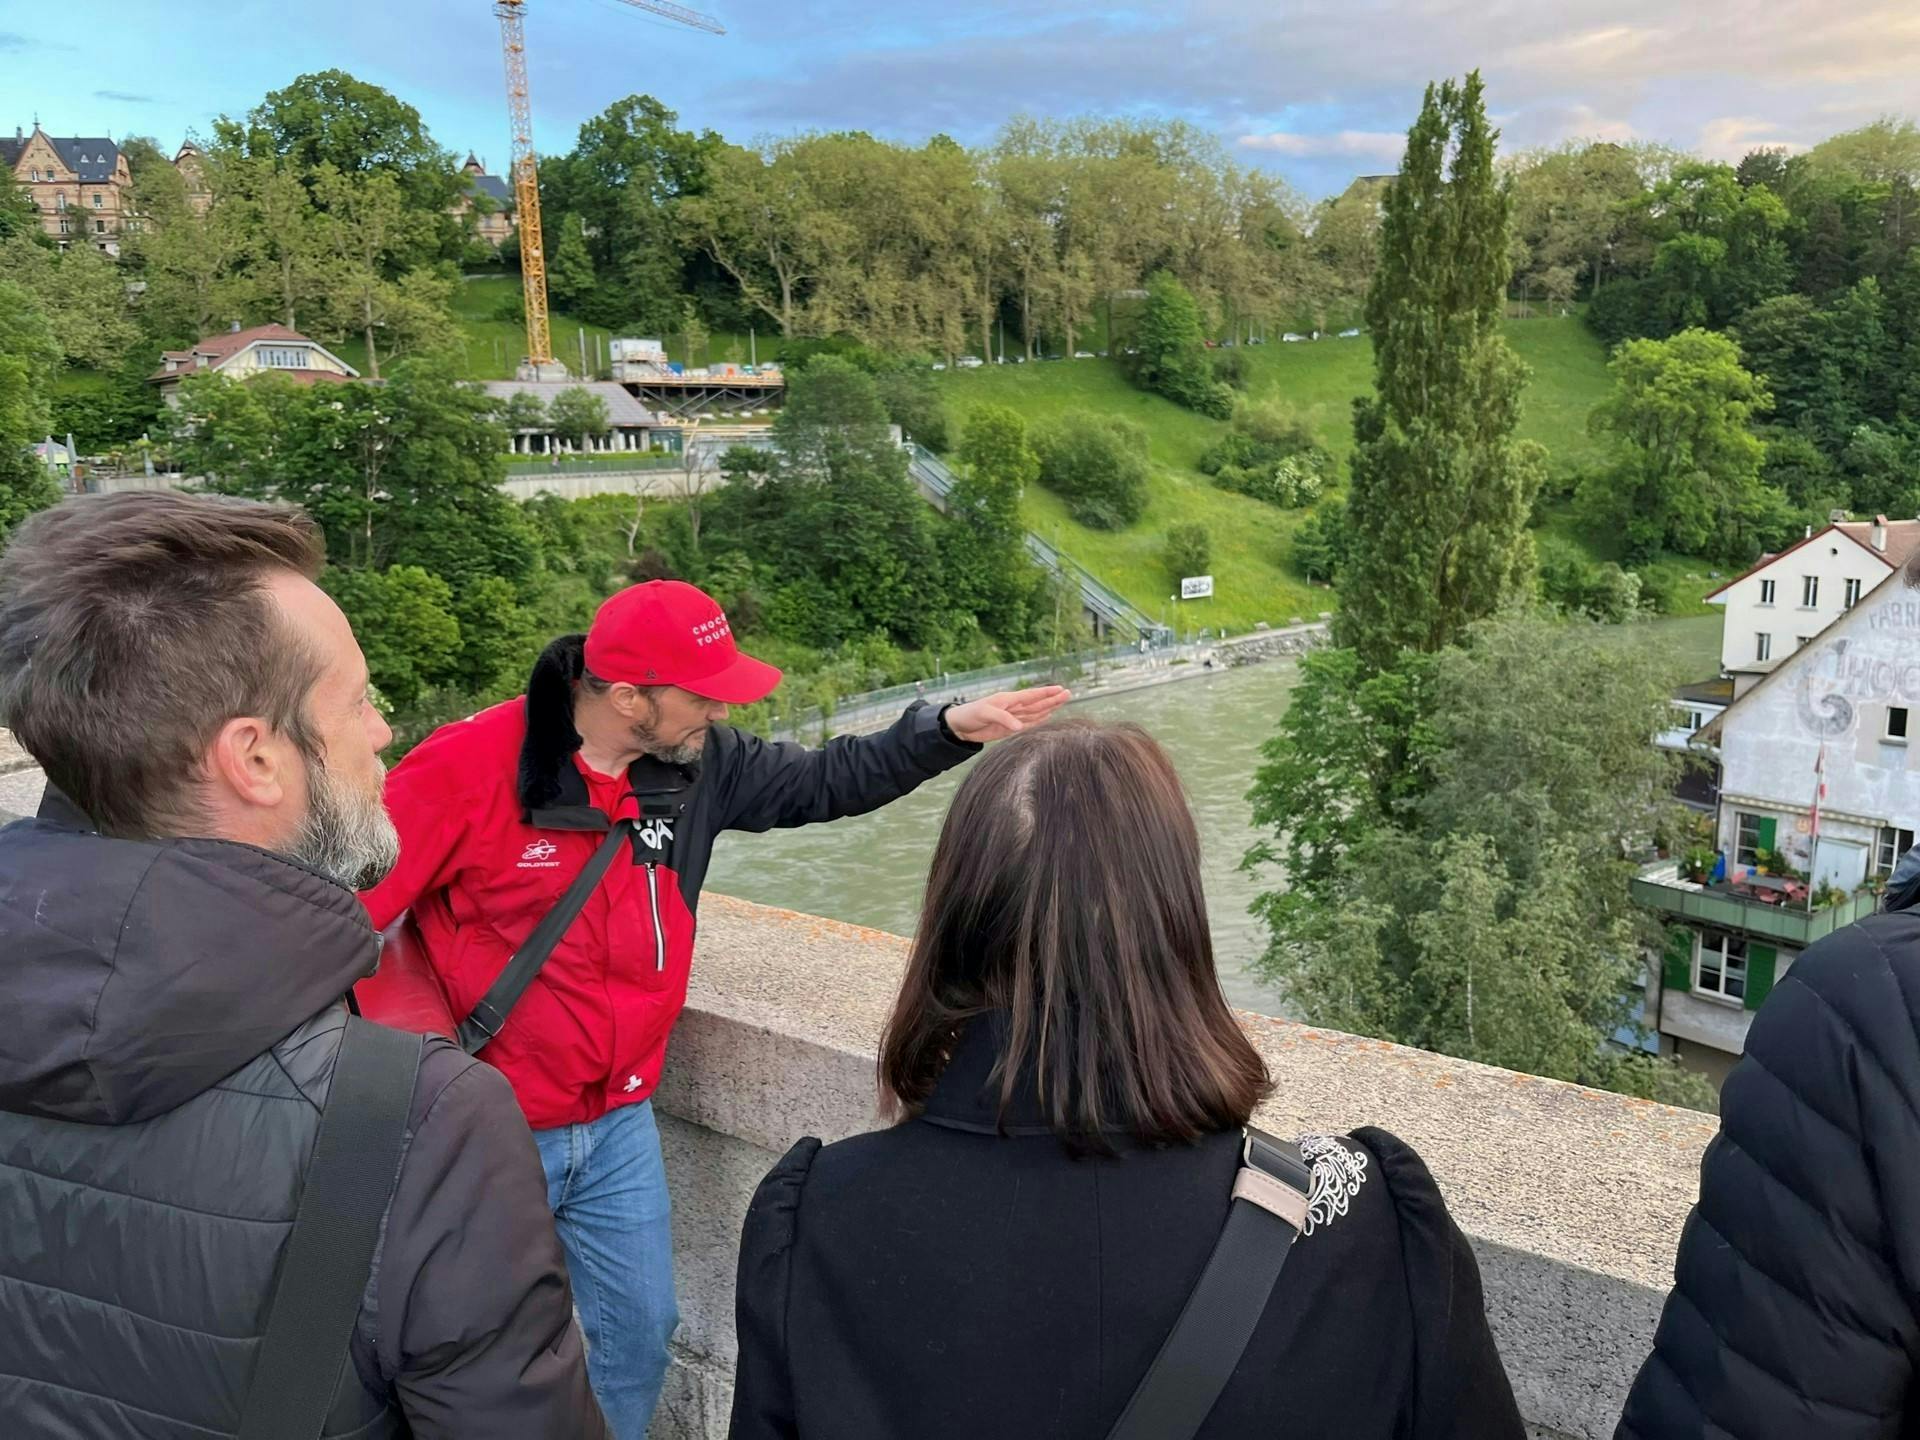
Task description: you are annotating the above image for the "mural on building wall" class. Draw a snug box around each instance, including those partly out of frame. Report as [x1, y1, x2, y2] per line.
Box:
[1796, 600, 1920, 738]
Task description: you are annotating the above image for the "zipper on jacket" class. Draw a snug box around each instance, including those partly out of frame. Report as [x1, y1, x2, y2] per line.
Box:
[646, 861, 666, 972]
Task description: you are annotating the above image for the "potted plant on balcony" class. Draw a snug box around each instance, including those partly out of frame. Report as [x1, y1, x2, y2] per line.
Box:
[1682, 846, 1715, 885]
[1810, 882, 1840, 909]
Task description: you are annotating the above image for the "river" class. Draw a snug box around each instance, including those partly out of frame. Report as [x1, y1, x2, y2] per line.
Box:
[705, 614, 1725, 1018]
[707, 660, 1300, 1013]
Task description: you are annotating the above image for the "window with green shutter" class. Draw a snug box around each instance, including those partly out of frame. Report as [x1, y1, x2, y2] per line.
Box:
[1736, 812, 1780, 867]
[1745, 944, 1778, 1010]
[1662, 928, 1695, 994]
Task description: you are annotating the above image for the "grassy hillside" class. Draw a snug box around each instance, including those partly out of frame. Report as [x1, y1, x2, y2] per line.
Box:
[934, 316, 1619, 634]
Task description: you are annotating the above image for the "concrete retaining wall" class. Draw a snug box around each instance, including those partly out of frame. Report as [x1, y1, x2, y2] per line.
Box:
[1215, 619, 1333, 665]
[655, 894, 1712, 1440]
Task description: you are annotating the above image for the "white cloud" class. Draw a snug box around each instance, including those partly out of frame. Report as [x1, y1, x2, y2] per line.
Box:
[1237, 130, 1405, 161]
[1696, 117, 1804, 163]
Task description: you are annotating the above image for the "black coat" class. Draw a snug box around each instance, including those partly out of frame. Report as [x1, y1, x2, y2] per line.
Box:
[0, 792, 607, 1438]
[729, 1019, 1524, 1440]
[1618, 895, 1920, 1439]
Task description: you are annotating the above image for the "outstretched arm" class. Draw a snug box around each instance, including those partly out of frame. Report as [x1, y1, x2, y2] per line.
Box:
[711, 687, 1070, 833]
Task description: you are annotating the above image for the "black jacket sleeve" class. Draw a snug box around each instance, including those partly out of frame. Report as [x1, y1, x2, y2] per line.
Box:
[708, 701, 979, 835]
[369, 1042, 608, 1439]
[1617, 913, 1920, 1440]
[729, 1137, 822, 1440]
[1357, 1128, 1526, 1440]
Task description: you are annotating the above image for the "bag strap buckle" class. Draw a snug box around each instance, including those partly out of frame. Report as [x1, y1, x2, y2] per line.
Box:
[1234, 1127, 1313, 1231]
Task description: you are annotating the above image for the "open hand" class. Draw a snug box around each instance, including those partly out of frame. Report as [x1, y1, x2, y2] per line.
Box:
[945, 685, 1072, 743]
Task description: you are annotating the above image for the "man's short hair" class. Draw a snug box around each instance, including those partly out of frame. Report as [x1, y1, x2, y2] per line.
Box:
[0, 492, 327, 838]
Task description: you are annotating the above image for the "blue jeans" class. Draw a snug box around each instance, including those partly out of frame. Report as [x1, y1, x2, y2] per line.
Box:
[533, 1101, 679, 1439]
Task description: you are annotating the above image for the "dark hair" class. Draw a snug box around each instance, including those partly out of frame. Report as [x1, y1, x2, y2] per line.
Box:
[879, 719, 1269, 1147]
[0, 491, 326, 838]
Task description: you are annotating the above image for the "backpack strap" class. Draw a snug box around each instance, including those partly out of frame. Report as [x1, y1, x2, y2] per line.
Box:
[237, 1015, 423, 1440]
[456, 818, 633, 1054]
[1102, 1128, 1315, 1440]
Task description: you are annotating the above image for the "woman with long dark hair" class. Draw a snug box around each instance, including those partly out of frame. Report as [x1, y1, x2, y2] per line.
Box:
[728, 719, 1523, 1440]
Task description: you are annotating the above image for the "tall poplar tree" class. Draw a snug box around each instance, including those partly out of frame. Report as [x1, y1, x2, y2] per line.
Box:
[1337, 72, 1541, 672]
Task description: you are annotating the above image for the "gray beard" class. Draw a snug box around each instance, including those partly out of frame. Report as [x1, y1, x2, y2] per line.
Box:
[287, 753, 402, 890]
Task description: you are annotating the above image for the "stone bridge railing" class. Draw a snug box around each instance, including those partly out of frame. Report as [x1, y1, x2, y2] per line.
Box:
[654, 895, 1713, 1440]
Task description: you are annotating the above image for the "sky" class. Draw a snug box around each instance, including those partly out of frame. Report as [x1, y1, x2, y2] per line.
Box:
[3, 1, 1916, 197]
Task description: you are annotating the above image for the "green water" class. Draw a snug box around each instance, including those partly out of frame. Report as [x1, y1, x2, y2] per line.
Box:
[707, 660, 1301, 1013]
[704, 614, 1724, 1018]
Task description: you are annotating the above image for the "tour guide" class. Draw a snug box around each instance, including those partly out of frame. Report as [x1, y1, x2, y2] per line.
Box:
[360, 579, 1068, 1437]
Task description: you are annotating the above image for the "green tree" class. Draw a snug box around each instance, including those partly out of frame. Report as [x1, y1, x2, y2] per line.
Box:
[1031, 411, 1151, 529]
[310, 165, 451, 378]
[1291, 507, 1350, 584]
[545, 213, 597, 311]
[321, 563, 462, 708]
[540, 95, 714, 333]
[1163, 522, 1211, 582]
[548, 387, 611, 451]
[496, 388, 549, 439]
[943, 405, 1043, 648]
[1338, 71, 1540, 671]
[0, 166, 41, 241]
[1582, 328, 1774, 563]
[0, 280, 63, 539]
[1245, 610, 1716, 1112]
[180, 358, 527, 583]
[1128, 269, 1232, 417]
[217, 69, 461, 262]
[122, 150, 254, 345]
[748, 356, 943, 645]
[873, 365, 949, 451]
[0, 237, 142, 370]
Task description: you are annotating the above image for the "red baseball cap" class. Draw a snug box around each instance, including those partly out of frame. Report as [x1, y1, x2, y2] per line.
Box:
[583, 580, 782, 704]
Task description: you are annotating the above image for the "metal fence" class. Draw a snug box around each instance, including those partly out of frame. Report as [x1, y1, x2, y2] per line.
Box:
[768, 637, 1203, 741]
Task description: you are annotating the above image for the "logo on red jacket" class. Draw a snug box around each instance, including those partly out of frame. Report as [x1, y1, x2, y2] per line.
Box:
[519, 838, 561, 868]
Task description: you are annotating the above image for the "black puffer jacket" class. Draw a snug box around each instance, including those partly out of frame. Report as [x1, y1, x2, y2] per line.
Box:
[1617, 885, 1920, 1439]
[0, 792, 607, 1438]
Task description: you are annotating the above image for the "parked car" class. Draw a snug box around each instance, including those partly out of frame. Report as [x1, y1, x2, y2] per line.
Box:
[1072, 350, 1095, 359]
[1202, 338, 1219, 348]
[956, 355, 984, 369]
[1338, 328, 1362, 338]
[931, 362, 948, 371]
[1282, 333, 1306, 343]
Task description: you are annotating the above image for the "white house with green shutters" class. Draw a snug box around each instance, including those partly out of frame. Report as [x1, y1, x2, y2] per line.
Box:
[1635, 563, 1920, 1085]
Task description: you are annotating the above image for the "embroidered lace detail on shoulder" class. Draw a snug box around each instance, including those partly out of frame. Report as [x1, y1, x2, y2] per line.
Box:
[1294, 1133, 1369, 1236]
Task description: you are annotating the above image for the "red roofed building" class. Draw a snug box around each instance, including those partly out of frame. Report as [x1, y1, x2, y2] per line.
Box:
[148, 323, 360, 404]
[1703, 514, 1920, 696]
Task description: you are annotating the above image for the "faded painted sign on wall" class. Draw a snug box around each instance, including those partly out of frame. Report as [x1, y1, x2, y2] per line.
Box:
[1797, 599, 1920, 738]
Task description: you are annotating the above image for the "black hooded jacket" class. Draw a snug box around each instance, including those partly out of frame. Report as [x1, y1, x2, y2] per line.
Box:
[1617, 878, 1920, 1438]
[0, 792, 607, 1438]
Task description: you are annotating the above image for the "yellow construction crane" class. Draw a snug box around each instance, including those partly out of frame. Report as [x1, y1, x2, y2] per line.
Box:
[493, 0, 724, 377]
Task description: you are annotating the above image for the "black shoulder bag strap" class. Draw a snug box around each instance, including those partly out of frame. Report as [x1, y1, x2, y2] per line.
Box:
[237, 1015, 423, 1440]
[1102, 1129, 1316, 1440]
[457, 818, 633, 1054]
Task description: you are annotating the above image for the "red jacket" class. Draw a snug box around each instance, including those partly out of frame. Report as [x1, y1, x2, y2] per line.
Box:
[361, 685, 976, 1131]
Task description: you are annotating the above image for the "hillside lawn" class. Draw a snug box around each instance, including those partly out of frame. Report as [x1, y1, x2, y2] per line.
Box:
[932, 315, 1656, 634]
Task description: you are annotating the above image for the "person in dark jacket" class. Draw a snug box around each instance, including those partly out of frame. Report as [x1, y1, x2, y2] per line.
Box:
[0, 493, 606, 1438]
[729, 719, 1525, 1440]
[1617, 850, 1920, 1439]
[358, 578, 1070, 1437]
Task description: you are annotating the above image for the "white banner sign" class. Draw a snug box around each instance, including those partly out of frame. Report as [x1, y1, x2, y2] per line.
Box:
[1180, 575, 1214, 600]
